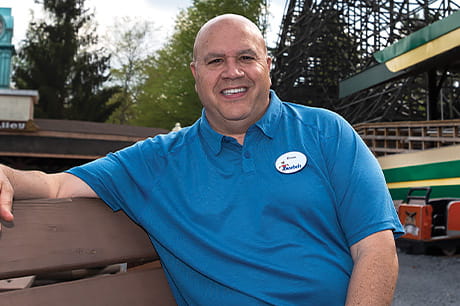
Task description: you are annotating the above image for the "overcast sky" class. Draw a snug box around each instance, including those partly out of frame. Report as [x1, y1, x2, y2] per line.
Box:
[1, 0, 287, 50]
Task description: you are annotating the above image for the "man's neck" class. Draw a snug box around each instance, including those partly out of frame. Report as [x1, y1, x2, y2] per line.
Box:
[226, 133, 246, 145]
[214, 124, 247, 145]
[206, 117, 252, 145]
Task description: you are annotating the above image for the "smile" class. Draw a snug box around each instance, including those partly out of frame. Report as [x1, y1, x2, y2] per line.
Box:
[221, 87, 247, 95]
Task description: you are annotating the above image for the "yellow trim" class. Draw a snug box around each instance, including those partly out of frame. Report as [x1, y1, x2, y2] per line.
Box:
[387, 177, 460, 189]
[378, 145, 460, 170]
[385, 27, 460, 72]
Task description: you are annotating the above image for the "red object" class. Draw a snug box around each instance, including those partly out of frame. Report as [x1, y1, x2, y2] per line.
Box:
[447, 201, 460, 232]
[398, 204, 432, 240]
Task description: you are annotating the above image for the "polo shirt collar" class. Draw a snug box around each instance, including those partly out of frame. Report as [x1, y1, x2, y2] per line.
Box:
[254, 90, 282, 139]
[199, 90, 282, 155]
[199, 109, 225, 155]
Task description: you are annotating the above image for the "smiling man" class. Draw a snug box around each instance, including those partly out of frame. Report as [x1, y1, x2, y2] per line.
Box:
[190, 15, 272, 144]
[0, 14, 403, 305]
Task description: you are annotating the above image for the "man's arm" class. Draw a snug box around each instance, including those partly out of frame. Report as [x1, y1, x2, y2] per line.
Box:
[346, 230, 399, 306]
[0, 164, 97, 229]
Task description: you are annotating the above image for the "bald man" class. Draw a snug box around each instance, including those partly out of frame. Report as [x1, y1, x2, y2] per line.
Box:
[0, 14, 403, 305]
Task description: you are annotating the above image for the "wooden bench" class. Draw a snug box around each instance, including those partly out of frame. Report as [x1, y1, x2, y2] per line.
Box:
[0, 197, 176, 305]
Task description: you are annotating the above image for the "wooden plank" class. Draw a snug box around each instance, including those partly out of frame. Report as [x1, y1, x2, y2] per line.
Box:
[0, 198, 158, 279]
[0, 151, 99, 160]
[360, 135, 460, 142]
[0, 268, 176, 306]
[354, 119, 460, 129]
[0, 134, 136, 158]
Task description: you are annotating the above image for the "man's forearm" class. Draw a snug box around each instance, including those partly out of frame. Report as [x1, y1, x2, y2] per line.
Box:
[0, 164, 59, 200]
[0, 164, 98, 229]
[346, 230, 399, 305]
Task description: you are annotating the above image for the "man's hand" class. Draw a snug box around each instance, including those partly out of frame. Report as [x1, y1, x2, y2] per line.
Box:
[0, 166, 15, 231]
[0, 164, 99, 232]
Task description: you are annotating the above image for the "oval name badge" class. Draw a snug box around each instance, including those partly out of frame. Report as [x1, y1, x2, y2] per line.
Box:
[275, 151, 307, 174]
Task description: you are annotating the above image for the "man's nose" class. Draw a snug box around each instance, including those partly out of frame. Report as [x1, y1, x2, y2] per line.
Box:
[222, 59, 244, 79]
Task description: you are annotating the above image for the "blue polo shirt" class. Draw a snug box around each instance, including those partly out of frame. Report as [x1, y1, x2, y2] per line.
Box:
[67, 91, 403, 305]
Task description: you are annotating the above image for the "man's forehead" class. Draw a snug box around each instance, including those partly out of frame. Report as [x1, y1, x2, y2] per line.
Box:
[193, 17, 266, 61]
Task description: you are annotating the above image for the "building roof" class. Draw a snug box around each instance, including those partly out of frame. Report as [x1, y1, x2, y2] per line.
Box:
[339, 10, 460, 98]
[374, 10, 460, 65]
[0, 118, 170, 160]
[33, 118, 168, 140]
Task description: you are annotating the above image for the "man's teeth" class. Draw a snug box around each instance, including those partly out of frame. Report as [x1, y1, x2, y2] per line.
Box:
[222, 88, 246, 95]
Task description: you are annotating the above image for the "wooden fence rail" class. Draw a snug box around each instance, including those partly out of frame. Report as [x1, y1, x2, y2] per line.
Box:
[354, 119, 460, 156]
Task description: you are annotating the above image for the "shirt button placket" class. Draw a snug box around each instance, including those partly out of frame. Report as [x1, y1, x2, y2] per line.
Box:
[242, 148, 255, 173]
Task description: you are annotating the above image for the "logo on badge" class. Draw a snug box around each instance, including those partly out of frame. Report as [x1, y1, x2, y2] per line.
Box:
[275, 151, 307, 174]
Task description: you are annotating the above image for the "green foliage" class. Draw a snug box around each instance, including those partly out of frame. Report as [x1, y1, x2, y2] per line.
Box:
[104, 17, 158, 124]
[12, 0, 120, 121]
[132, 0, 268, 130]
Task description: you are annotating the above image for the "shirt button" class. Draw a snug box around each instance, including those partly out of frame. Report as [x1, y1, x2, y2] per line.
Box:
[244, 151, 251, 158]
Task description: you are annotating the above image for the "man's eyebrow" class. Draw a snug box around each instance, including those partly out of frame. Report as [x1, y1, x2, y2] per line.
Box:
[203, 53, 225, 62]
[238, 49, 257, 56]
[202, 49, 258, 62]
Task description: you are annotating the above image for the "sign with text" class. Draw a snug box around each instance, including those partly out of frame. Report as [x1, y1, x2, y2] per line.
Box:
[0, 120, 27, 130]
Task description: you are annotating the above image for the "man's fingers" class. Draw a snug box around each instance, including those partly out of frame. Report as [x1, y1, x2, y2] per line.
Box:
[0, 192, 14, 232]
[0, 167, 15, 232]
[0, 206, 14, 233]
[0, 203, 14, 221]
[0, 180, 15, 223]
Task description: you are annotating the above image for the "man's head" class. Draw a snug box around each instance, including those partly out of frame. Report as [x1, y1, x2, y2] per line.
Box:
[190, 14, 272, 136]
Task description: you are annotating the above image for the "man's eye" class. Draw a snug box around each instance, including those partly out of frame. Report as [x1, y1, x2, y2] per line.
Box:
[240, 56, 255, 62]
[207, 59, 223, 65]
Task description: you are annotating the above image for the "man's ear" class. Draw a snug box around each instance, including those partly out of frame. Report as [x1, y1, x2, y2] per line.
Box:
[190, 61, 197, 78]
[190, 62, 198, 93]
[267, 57, 272, 86]
[266, 56, 272, 70]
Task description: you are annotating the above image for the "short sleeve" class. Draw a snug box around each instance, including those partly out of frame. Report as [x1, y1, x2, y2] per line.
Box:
[319, 113, 404, 246]
[66, 138, 165, 223]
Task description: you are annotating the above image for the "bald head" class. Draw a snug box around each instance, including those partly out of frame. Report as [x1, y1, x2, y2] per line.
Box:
[193, 14, 267, 61]
[189, 13, 272, 138]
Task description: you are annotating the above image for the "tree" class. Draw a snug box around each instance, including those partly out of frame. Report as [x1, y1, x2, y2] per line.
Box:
[12, 0, 120, 121]
[132, 0, 268, 130]
[103, 17, 159, 124]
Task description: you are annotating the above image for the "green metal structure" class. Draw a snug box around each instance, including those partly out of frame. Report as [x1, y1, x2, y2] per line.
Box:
[0, 7, 14, 89]
[271, 0, 460, 124]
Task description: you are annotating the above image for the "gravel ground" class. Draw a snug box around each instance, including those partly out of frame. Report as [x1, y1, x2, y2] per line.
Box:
[393, 248, 460, 305]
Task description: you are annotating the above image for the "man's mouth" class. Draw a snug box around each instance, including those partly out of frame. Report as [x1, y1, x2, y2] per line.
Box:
[221, 87, 247, 96]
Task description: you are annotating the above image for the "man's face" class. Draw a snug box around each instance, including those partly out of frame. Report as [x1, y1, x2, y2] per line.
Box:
[190, 18, 272, 134]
